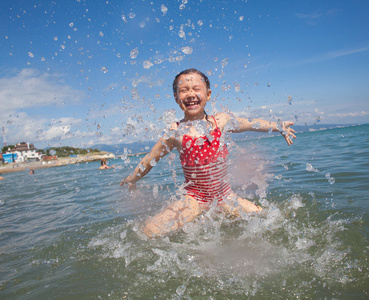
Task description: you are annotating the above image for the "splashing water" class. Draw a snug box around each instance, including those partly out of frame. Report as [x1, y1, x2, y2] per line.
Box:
[181, 46, 193, 55]
[306, 163, 319, 173]
[160, 4, 168, 15]
[130, 47, 139, 59]
[143, 60, 153, 69]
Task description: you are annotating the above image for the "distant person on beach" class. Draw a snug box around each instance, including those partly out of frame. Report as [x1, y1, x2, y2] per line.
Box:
[29, 169, 35, 175]
[0, 176, 4, 181]
[120, 68, 296, 238]
[99, 159, 115, 169]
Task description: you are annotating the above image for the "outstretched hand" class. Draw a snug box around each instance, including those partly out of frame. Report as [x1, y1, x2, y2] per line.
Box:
[280, 121, 296, 146]
[120, 178, 136, 192]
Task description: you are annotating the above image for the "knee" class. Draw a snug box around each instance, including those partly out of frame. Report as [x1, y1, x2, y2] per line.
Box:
[141, 219, 162, 238]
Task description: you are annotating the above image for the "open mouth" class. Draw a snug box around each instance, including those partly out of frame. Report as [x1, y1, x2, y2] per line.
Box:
[184, 100, 200, 108]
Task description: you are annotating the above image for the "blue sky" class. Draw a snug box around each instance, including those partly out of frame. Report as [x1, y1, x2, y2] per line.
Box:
[1, 0, 369, 149]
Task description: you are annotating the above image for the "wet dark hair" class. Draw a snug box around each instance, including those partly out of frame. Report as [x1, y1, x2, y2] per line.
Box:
[172, 68, 210, 95]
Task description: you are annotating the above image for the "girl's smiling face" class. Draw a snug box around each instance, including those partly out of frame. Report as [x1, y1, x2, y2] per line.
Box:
[175, 73, 211, 120]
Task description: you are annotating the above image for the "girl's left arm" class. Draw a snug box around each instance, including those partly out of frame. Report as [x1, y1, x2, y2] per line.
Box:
[218, 113, 296, 146]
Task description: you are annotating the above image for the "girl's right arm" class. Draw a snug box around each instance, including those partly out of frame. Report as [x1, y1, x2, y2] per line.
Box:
[120, 137, 176, 188]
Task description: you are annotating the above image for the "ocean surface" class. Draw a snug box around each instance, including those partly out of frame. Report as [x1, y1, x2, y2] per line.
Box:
[1, 124, 368, 299]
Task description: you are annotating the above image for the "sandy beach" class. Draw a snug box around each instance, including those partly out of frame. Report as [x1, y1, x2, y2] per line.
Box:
[0, 152, 115, 174]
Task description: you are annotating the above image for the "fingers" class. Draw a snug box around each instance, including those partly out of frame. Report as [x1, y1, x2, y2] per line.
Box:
[281, 121, 296, 146]
[120, 179, 137, 192]
[285, 131, 296, 146]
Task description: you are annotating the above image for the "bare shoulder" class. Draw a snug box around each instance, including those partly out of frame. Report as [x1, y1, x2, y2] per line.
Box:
[161, 122, 181, 149]
[213, 112, 232, 129]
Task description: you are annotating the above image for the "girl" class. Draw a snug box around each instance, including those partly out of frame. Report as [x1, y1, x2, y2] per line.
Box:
[121, 69, 296, 237]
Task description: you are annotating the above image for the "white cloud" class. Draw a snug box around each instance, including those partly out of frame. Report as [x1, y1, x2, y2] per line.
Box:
[283, 45, 369, 68]
[327, 111, 369, 118]
[295, 12, 322, 21]
[0, 69, 90, 147]
[0, 69, 84, 117]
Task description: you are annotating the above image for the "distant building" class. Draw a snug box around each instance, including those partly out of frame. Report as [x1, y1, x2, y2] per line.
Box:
[6, 142, 43, 163]
[2, 153, 17, 164]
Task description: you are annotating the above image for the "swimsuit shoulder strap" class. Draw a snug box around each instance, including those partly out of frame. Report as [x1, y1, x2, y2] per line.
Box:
[211, 115, 218, 129]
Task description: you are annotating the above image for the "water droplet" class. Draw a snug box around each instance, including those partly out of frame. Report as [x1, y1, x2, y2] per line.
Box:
[328, 177, 335, 185]
[178, 29, 185, 38]
[139, 164, 145, 172]
[288, 95, 293, 105]
[128, 12, 135, 19]
[28, 52, 34, 58]
[130, 47, 139, 59]
[176, 285, 186, 296]
[234, 82, 241, 92]
[181, 46, 193, 54]
[325, 172, 330, 179]
[306, 163, 319, 173]
[37, 129, 43, 135]
[69, 22, 74, 27]
[99, 31, 104, 37]
[50, 149, 56, 155]
[179, 4, 185, 10]
[197, 20, 203, 26]
[143, 60, 153, 69]
[139, 21, 146, 28]
[54, 36, 58, 41]
[221, 58, 229, 68]
[101, 66, 108, 73]
[194, 137, 205, 146]
[161, 4, 168, 15]
[150, 159, 157, 166]
[251, 122, 261, 129]
[97, 124, 101, 130]
[124, 124, 135, 135]
[239, 16, 244, 21]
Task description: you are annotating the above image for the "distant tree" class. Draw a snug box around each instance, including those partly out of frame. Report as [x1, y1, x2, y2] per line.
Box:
[38, 146, 101, 157]
[1, 145, 14, 153]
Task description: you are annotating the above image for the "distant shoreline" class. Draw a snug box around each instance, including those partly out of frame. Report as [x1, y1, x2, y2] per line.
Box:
[0, 152, 115, 174]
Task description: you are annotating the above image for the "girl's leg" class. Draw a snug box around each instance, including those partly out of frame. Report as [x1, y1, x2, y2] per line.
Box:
[237, 196, 262, 213]
[221, 193, 262, 217]
[142, 195, 202, 238]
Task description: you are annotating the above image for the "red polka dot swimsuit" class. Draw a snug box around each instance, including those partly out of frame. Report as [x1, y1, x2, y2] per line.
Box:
[179, 116, 231, 205]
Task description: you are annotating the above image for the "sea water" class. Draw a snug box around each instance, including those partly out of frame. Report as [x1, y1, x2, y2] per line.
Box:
[1, 125, 368, 299]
